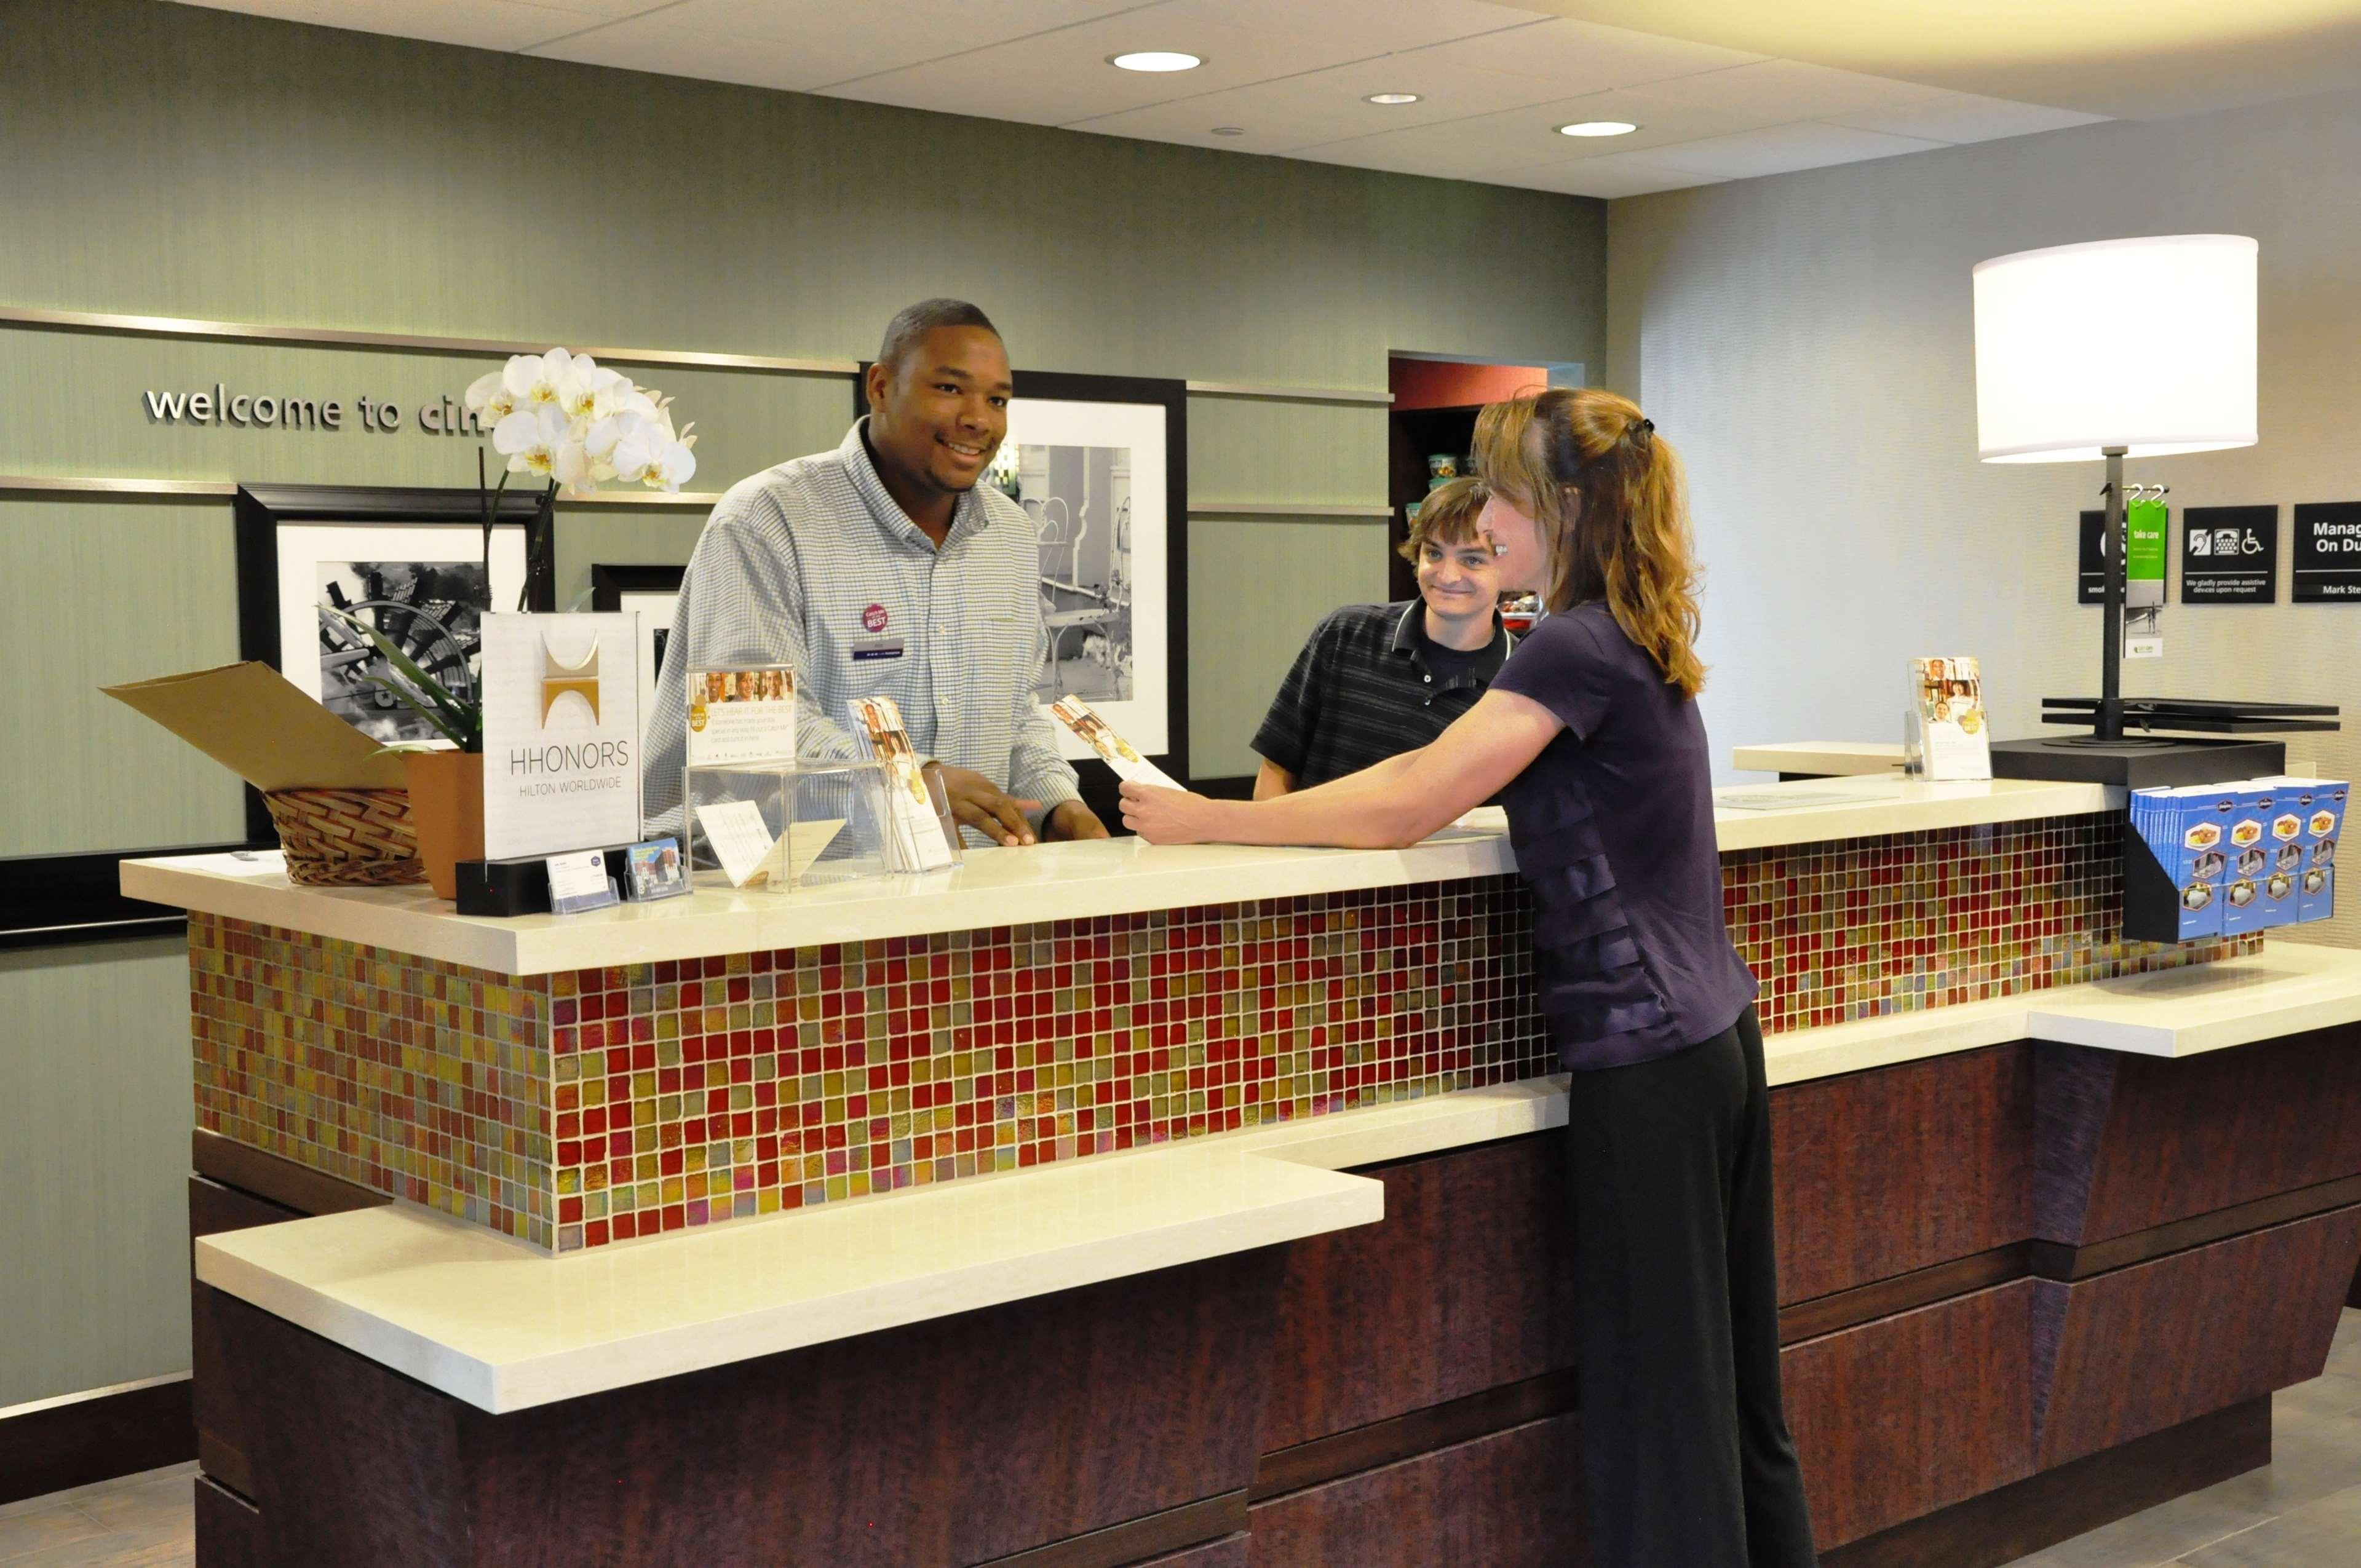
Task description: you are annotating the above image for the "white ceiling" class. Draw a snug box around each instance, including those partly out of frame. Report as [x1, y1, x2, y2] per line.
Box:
[164, 1, 2149, 196]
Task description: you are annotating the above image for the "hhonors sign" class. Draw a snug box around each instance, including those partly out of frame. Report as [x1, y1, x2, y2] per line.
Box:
[480, 612, 641, 860]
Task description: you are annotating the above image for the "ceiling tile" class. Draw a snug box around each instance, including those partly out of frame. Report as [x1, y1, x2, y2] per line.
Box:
[1490, 152, 1728, 199]
[1291, 80, 1791, 175]
[1390, 16, 1766, 97]
[608, 0, 1121, 87]
[1646, 121, 1950, 181]
[817, 0, 1387, 125]
[1068, 49, 1573, 150]
[170, 0, 634, 50]
[1181, 0, 1546, 56]
[528, 15, 854, 93]
[1825, 90, 2108, 145]
[1628, 58, 1951, 124]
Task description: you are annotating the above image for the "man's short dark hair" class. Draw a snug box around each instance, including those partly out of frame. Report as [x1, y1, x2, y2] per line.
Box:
[878, 298, 1000, 373]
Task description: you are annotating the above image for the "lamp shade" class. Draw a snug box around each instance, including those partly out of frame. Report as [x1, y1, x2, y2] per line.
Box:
[1973, 234, 2257, 463]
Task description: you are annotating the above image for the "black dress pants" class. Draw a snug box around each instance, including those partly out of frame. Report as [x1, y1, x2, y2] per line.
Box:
[1563, 1005, 1819, 1567]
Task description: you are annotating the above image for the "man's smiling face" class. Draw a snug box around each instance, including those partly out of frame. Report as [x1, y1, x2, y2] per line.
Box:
[866, 325, 1011, 499]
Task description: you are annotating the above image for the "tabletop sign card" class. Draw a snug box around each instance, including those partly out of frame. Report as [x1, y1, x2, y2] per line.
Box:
[1049, 695, 1182, 790]
[685, 665, 797, 766]
[848, 695, 958, 871]
[479, 612, 641, 861]
[691, 800, 846, 889]
[2292, 502, 2361, 603]
[1907, 655, 1991, 782]
[2181, 505, 2279, 604]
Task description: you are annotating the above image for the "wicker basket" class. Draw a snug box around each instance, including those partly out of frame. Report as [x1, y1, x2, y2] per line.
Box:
[262, 787, 427, 887]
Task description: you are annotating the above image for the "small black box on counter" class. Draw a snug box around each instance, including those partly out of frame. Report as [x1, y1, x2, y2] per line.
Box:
[456, 849, 632, 917]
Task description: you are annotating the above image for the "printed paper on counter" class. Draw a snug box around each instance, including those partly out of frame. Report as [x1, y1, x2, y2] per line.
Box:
[1907, 655, 1992, 782]
[692, 800, 847, 889]
[847, 695, 957, 871]
[685, 665, 798, 766]
[1049, 695, 1181, 790]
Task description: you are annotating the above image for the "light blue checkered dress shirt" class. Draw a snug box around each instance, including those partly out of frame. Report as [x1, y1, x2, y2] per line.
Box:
[641, 421, 1081, 842]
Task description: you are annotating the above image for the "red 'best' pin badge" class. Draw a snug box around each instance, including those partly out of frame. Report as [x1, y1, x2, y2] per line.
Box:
[862, 603, 889, 633]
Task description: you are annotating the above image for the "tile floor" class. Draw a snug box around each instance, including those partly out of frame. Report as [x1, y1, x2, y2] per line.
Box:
[4, 1311, 2357, 1566]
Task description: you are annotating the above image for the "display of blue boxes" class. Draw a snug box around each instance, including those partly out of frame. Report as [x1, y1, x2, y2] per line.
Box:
[2127, 775, 2349, 943]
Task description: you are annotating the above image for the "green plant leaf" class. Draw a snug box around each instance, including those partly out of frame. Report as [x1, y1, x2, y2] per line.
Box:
[359, 675, 474, 748]
[327, 606, 483, 750]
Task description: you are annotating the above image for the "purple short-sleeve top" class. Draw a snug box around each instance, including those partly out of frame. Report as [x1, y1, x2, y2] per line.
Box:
[1487, 603, 1758, 1071]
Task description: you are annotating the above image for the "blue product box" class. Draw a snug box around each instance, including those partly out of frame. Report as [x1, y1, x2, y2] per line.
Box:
[2221, 782, 2277, 936]
[2130, 785, 2230, 940]
[2281, 778, 2347, 923]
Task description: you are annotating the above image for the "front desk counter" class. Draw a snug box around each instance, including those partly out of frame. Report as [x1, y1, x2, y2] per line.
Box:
[127, 775, 2361, 1568]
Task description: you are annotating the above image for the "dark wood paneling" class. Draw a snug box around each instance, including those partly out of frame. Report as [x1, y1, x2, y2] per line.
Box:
[189, 1178, 299, 1504]
[1253, 1370, 1576, 1500]
[980, 1494, 1247, 1568]
[1823, 1397, 2269, 1568]
[2036, 1026, 2361, 1246]
[1133, 1533, 1248, 1566]
[1771, 1045, 2031, 1305]
[2033, 1205, 2361, 1469]
[1780, 1280, 2036, 1550]
[1779, 1245, 2031, 1344]
[1261, 1136, 1574, 1452]
[2031, 1171, 2361, 1280]
[2350, 1255, 2361, 1310]
[194, 1473, 264, 1568]
[208, 1250, 1284, 1567]
[0, 1376, 193, 1507]
[191, 1130, 390, 1218]
[1247, 1415, 1585, 1568]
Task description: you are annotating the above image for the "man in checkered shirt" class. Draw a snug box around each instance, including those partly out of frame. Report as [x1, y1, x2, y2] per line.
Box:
[641, 299, 1109, 847]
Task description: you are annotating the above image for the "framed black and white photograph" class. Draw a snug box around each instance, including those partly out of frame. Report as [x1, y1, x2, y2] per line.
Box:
[856, 368, 1188, 803]
[591, 563, 684, 767]
[235, 483, 555, 843]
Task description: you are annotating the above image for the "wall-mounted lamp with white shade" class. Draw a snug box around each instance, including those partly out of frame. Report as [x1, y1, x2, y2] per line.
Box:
[1972, 234, 2258, 746]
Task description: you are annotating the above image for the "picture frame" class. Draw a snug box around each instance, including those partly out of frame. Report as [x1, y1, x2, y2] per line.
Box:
[590, 563, 684, 772]
[2, 483, 556, 949]
[855, 368, 1189, 830]
[234, 484, 556, 847]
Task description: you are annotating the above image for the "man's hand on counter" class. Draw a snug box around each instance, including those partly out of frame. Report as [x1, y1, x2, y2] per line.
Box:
[937, 766, 1042, 846]
[1118, 782, 1224, 845]
[1044, 799, 1110, 841]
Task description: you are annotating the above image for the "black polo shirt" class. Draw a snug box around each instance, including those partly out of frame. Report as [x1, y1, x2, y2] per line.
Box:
[1252, 601, 1515, 788]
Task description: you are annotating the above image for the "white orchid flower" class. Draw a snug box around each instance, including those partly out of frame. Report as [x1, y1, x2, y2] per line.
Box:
[614, 419, 697, 491]
[558, 358, 625, 422]
[554, 436, 597, 495]
[494, 403, 569, 477]
[502, 348, 573, 409]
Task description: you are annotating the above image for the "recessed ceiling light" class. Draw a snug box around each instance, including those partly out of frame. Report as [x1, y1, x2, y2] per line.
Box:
[1365, 92, 1420, 105]
[1557, 120, 1639, 138]
[1210, 126, 1247, 137]
[1109, 50, 1202, 73]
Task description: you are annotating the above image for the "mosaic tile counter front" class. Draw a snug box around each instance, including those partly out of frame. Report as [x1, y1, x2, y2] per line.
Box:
[188, 814, 2253, 1253]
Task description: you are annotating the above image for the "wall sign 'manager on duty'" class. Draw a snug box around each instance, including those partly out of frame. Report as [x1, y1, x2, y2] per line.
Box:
[140, 384, 489, 435]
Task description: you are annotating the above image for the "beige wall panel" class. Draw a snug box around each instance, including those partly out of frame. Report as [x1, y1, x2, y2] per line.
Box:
[552, 504, 708, 610]
[0, 325, 847, 497]
[0, 501, 243, 858]
[1188, 518, 1393, 778]
[1609, 87, 2361, 946]
[0, 938, 196, 1406]
[1188, 399, 1388, 511]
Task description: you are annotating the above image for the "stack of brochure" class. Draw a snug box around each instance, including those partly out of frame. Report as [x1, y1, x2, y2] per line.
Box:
[2129, 776, 2344, 939]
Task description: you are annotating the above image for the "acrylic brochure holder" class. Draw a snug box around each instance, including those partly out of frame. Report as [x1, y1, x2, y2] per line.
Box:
[683, 759, 956, 894]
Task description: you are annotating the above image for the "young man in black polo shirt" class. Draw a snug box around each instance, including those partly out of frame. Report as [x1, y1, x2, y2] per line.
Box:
[1252, 477, 1516, 798]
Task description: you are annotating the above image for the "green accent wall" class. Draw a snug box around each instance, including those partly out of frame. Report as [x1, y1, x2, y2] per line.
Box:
[0, 0, 1603, 1404]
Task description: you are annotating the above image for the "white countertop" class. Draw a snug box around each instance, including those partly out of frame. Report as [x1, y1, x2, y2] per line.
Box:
[1732, 740, 1907, 777]
[127, 777, 2116, 973]
[193, 941, 2361, 1412]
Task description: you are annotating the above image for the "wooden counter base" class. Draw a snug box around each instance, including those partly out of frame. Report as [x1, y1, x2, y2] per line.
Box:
[188, 1026, 2361, 1566]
